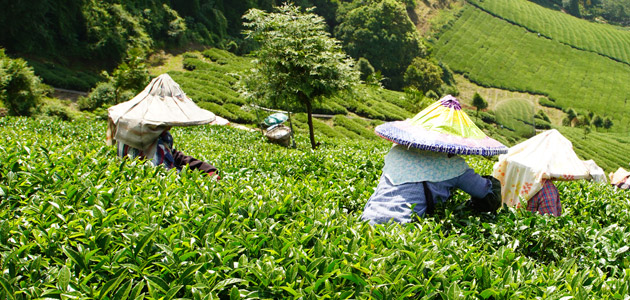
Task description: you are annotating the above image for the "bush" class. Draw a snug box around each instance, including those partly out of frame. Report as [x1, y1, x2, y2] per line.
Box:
[39, 100, 72, 121]
[534, 119, 552, 129]
[539, 97, 563, 110]
[79, 82, 117, 111]
[0, 50, 44, 116]
[480, 111, 497, 124]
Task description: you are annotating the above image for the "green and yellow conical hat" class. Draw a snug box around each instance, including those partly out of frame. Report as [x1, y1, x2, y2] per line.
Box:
[375, 95, 507, 156]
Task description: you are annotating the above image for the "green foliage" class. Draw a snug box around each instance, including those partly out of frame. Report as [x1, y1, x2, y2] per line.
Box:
[78, 82, 117, 111]
[535, 110, 551, 122]
[332, 115, 381, 141]
[110, 48, 150, 96]
[539, 97, 563, 110]
[84, 2, 153, 62]
[0, 50, 44, 116]
[467, 0, 630, 64]
[38, 98, 75, 121]
[80, 48, 148, 111]
[26, 60, 102, 91]
[432, 4, 630, 131]
[242, 4, 359, 149]
[4, 117, 630, 298]
[0, 0, 232, 87]
[335, 0, 426, 90]
[472, 92, 488, 116]
[603, 116, 614, 130]
[592, 114, 604, 129]
[559, 126, 630, 172]
[494, 98, 536, 138]
[404, 57, 444, 94]
[356, 57, 375, 83]
[479, 111, 497, 124]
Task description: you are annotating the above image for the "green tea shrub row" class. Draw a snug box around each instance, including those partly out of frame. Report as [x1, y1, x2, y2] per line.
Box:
[332, 115, 381, 141]
[27, 60, 101, 91]
[538, 97, 563, 110]
[3, 117, 630, 298]
[468, 0, 630, 65]
[560, 126, 630, 172]
[432, 6, 630, 130]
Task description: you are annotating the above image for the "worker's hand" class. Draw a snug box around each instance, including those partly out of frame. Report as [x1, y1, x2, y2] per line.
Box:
[208, 171, 221, 181]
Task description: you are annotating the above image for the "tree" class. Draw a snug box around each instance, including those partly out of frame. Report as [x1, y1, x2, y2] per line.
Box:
[110, 48, 149, 101]
[472, 92, 488, 117]
[404, 57, 444, 94]
[0, 49, 44, 116]
[603, 116, 614, 131]
[335, 0, 425, 90]
[564, 108, 577, 126]
[592, 114, 603, 130]
[242, 4, 359, 149]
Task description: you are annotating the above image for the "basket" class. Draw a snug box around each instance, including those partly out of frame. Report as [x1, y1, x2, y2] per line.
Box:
[265, 124, 292, 147]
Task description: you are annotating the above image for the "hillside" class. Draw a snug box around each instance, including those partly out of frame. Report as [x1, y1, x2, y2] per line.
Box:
[429, 0, 630, 172]
[432, 3, 630, 131]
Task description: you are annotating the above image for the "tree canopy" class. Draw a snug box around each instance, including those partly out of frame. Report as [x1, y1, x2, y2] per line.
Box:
[335, 0, 426, 90]
[404, 57, 444, 94]
[242, 4, 359, 149]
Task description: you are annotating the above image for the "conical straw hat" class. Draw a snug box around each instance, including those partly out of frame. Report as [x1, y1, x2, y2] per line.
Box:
[375, 95, 508, 156]
[107, 74, 215, 151]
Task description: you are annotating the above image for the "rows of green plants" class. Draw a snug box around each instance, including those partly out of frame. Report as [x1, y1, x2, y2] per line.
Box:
[432, 5, 630, 130]
[559, 126, 630, 173]
[3, 117, 630, 298]
[165, 49, 413, 124]
[467, 0, 630, 65]
[493, 98, 537, 138]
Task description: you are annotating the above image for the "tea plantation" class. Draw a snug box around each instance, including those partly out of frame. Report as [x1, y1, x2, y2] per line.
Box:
[432, 3, 630, 130]
[3, 117, 630, 299]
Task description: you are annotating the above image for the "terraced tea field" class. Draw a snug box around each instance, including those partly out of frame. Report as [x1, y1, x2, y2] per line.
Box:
[468, 0, 630, 64]
[432, 5, 630, 130]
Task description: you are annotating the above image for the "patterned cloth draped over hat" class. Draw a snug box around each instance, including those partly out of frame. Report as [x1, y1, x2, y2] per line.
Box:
[610, 168, 630, 189]
[492, 129, 604, 207]
[375, 95, 508, 156]
[106, 73, 215, 160]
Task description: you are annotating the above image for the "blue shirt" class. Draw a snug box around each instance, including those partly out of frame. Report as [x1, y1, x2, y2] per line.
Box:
[361, 169, 493, 224]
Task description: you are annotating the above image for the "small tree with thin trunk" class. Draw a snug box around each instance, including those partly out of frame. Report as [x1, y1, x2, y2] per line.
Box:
[472, 92, 488, 118]
[241, 4, 359, 149]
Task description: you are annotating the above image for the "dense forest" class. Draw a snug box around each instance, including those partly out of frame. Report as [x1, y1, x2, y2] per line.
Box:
[0, 0, 428, 91]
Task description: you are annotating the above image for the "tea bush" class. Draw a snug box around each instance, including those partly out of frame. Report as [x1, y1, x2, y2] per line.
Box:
[432, 5, 630, 130]
[2, 117, 630, 298]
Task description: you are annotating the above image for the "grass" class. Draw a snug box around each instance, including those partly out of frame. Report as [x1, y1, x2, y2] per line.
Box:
[432, 5, 630, 131]
[4, 117, 630, 298]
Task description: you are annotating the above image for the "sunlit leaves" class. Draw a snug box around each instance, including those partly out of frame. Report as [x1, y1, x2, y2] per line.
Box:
[1, 117, 630, 298]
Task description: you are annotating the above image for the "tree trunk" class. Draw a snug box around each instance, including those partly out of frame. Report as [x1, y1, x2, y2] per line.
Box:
[305, 99, 317, 150]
